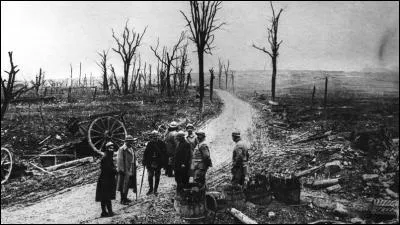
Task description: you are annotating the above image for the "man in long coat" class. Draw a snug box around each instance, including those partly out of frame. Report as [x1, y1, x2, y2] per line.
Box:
[231, 131, 250, 186]
[174, 131, 192, 192]
[164, 121, 179, 177]
[191, 131, 212, 187]
[142, 130, 167, 196]
[117, 135, 137, 205]
[185, 124, 198, 177]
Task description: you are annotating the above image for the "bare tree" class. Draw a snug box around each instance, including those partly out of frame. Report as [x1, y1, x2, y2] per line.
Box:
[110, 64, 121, 94]
[185, 69, 193, 93]
[97, 49, 110, 94]
[209, 68, 215, 102]
[224, 60, 230, 89]
[181, 1, 225, 111]
[1, 52, 37, 120]
[252, 1, 283, 101]
[231, 70, 235, 93]
[112, 20, 147, 95]
[31, 68, 45, 96]
[218, 58, 223, 89]
[150, 32, 186, 97]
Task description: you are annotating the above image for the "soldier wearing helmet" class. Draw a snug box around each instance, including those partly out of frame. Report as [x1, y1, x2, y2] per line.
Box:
[231, 131, 250, 186]
[174, 131, 192, 192]
[164, 121, 179, 177]
[191, 131, 212, 187]
[142, 130, 167, 196]
[116, 135, 138, 204]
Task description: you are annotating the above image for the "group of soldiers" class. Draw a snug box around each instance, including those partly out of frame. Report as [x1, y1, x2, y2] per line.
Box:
[95, 121, 250, 217]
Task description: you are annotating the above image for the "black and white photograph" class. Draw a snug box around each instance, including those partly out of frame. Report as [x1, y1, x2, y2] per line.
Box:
[1, 1, 399, 224]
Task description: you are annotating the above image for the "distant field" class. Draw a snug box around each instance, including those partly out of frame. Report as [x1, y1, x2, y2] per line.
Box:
[193, 70, 399, 99]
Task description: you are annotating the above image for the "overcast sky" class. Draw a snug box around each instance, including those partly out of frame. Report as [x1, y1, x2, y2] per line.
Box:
[1, 1, 399, 80]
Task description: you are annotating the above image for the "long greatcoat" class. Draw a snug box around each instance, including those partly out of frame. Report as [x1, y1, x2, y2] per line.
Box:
[95, 154, 117, 202]
[116, 144, 137, 193]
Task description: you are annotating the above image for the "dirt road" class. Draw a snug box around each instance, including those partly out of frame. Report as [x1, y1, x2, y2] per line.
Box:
[1, 90, 256, 224]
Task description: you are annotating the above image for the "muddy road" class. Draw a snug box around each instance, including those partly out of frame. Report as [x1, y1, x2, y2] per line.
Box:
[1, 90, 256, 224]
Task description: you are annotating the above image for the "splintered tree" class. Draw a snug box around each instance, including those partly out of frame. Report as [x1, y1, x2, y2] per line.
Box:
[209, 68, 215, 102]
[224, 60, 230, 89]
[97, 49, 110, 94]
[32, 68, 45, 96]
[181, 1, 225, 111]
[1, 52, 37, 120]
[110, 64, 121, 95]
[112, 21, 147, 95]
[218, 58, 223, 89]
[252, 1, 283, 101]
[150, 32, 186, 97]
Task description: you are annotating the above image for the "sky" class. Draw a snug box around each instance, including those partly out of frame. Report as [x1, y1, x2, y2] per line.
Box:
[1, 1, 399, 81]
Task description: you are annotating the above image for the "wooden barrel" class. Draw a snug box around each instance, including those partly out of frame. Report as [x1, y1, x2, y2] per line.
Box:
[245, 188, 273, 205]
[222, 184, 246, 209]
[174, 183, 206, 220]
[270, 175, 300, 204]
[245, 174, 273, 205]
[206, 191, 227, 211]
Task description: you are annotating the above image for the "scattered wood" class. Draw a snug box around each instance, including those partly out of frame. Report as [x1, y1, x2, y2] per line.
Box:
[38, 135, 51, 145]
[312, 178, 340, 188]
[29, 162, 54, 175]
[294, 131, 332, 144]
[45, 157, 94, 172]
[294, 164, 325, 178]
[308, 220, 346, 224]
[228, 208, 258, 224]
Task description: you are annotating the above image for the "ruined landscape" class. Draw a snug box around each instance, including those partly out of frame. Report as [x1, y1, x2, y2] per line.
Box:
[1, 1, 399, 224]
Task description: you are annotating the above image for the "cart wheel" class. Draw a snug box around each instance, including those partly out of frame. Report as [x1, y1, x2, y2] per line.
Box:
[88, 116, 127, 155]
[1, 148, 13, 185]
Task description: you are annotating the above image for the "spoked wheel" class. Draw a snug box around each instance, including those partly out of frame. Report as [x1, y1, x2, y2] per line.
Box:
[88, 116, 127, 155]
[1, 147, 13, 185]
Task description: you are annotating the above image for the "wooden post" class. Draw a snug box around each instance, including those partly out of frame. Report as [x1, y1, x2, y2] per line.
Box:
[311, 84, 316, 105]
[324, 77, 328, 109]
[93, 87, 97, 101]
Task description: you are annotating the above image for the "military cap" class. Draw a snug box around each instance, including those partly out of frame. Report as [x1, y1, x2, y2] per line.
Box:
[186, 123, 194, 130]
[125, 135, 135, 141]
[176, 131, 186, 138]
[169, 121, 178, 128]
[195, 131, 206, 137]
[105, 141, 114, 148]
[232, 131, 241, 137]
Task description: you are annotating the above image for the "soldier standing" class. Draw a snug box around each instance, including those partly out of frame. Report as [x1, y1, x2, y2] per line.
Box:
[185, 123, 198, 153]
[116, 135, 138, 205]
[185, 124, 198, 177]
[142, 131, 167, 196]
[174, 131, 192, 192]
[191, 131, 212, 187]
[164, 121, 179, 177]
[231, 131, 250, 186]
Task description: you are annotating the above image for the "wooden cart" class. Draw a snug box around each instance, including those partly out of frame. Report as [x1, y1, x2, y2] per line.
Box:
[67, 111, 128, 156]
[1, 147, 13, 184]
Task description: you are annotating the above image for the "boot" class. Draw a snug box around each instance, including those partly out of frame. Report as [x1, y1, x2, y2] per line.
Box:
[106, 201, 114, 217]
[101, 201, 108, 217]
[154, 174, 160, 196]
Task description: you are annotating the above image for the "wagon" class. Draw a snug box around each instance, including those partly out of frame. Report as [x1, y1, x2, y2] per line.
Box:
[1, 147, 13, 184]
[66, 111, 128, 156]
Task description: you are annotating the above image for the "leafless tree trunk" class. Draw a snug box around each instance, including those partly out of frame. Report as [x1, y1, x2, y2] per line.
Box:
[224, 60, 230, 89]
[68, 64, 73, 102]
[112, 20, 147, 95]
[181, 1, 225, 112]
[218, 58, 223, 89]
[252, 1, 283, 101]
[209, 68, 215, 102]
[110, 64, 121, 94]
[231, 71, 235, 93]
[157, 60, 160, 93]
[150, 32, 186, 97]
[185, 69, 192, 93]
[1, 52, 37, 120]
[148, 64, 152, 88]
[97, 50, 110, 94]
[32, 68, 45, 96]
[79, 62, 82, 87]
[129, 55, 137, 92]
